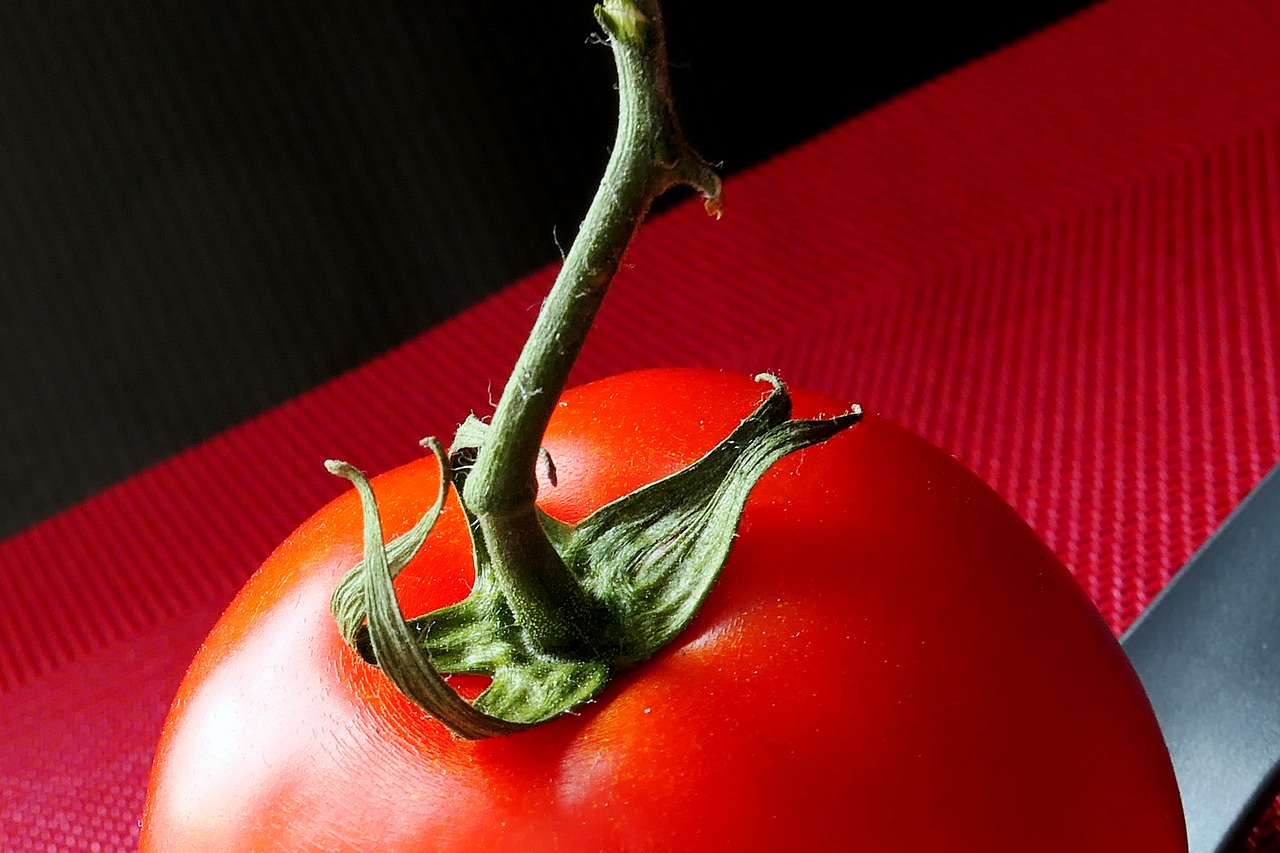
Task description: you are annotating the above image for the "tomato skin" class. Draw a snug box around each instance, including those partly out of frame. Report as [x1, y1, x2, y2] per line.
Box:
[141, 369, 1186, 851]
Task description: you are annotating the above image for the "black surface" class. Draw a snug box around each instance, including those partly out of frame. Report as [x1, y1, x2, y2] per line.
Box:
[1122, 463, 1280, 852]
[1, 2, 1094, 537]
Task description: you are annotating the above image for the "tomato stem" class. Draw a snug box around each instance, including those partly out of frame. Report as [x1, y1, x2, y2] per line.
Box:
[328, 0, 857, 735]
[460, 0, 721, 656]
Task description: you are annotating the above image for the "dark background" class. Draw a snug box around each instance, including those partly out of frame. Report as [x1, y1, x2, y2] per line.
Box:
[0, 1, 1093, 538]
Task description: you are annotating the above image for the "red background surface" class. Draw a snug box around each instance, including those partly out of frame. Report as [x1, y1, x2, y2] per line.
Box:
[5, 0, 1280, 848]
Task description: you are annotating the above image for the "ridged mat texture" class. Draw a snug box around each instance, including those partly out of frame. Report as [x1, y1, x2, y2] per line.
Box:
[5, 0, 1280, 848]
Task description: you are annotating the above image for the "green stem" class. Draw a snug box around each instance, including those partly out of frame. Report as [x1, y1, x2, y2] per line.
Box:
[460, 0, 720, 656]
[328, 0, 857, 737]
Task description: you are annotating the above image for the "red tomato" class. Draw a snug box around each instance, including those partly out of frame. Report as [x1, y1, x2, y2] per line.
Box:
[141, 369, 1186, 851]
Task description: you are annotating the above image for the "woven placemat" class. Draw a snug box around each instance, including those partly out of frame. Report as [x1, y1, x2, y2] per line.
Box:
[4, 0, 1280, 847]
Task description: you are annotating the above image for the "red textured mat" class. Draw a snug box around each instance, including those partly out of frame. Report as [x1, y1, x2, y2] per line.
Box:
[6, 0, 1280, 848]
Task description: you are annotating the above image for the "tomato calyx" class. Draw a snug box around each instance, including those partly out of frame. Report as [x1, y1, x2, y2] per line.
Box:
[329, 376, 859, 737]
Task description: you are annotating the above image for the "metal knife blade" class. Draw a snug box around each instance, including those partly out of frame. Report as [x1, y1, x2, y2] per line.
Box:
[1122, 461, 1280, 853]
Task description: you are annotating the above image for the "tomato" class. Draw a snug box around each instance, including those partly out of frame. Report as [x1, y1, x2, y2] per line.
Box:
[141, 368, 1185, 851]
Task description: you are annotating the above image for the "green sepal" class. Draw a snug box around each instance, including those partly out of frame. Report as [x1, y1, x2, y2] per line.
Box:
[479, 658, 610, 723]
[326, 452, 528, 739]
[329, 437, 448, 654]
[563, 374, 860, 664]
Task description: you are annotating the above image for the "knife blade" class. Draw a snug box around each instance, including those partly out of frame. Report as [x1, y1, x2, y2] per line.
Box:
[1121, 461, 1280, 853]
